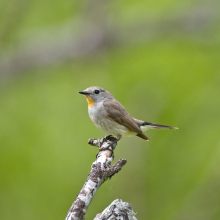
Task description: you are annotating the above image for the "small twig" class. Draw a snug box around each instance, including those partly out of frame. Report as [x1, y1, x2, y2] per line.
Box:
[65, 135, 127, 220]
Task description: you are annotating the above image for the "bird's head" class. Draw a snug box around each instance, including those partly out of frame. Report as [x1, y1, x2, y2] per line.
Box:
[79, 86, 113, 109]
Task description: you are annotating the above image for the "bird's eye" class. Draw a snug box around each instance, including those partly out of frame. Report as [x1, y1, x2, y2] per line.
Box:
[94, 90, 100, 94]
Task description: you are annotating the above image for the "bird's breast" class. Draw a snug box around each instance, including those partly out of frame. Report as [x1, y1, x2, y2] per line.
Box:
[88, 102, 105, 123]
[88, 103, 136, 136]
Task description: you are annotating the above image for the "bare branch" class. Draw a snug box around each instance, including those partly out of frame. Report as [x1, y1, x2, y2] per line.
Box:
[65, 135, 127, 220]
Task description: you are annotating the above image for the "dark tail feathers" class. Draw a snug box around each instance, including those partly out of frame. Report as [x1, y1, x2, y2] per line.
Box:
[142, 122, 178, 129]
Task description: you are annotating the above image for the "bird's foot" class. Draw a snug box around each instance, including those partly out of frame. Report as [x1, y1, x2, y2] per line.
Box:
[96, 136, 114, 158]
[95, 135, 121, 159]
[99, 135, 113, 146]
[98, 135, 119, 151]
[99, 138, 120, 151]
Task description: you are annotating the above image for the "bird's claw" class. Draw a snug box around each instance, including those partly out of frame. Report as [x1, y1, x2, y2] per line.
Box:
[99, 135, 113, 147]
[99, 145, 113, 151]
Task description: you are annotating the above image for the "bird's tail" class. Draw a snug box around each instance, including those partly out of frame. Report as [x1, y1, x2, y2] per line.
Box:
[134, 118, 178, 131]
[140, 122, 178, 131]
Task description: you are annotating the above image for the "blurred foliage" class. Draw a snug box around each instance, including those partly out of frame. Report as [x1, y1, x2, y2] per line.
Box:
[0, 0, 220, 219]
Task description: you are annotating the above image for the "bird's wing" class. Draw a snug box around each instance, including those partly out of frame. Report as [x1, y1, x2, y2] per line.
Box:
[103, 99, 143, 134]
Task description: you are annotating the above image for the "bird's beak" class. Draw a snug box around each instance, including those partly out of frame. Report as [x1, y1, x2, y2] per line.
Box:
[79, 91, 91, 95]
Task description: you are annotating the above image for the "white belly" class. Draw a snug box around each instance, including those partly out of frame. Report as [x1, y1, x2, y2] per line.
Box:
[95, 117, 136, 137]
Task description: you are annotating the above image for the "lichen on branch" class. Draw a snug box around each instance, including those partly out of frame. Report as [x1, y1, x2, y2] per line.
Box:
[65, 135, 127, 220]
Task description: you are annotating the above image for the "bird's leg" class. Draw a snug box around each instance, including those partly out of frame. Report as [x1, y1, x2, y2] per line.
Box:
[106, 134, 121, 149]
[99, 135, 122, 151]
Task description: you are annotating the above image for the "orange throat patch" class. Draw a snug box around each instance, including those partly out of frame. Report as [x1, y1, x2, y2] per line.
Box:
[85, 95, 95, 109]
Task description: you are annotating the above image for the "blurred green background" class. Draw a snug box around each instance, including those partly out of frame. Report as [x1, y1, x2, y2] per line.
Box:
[1, 0, 220, 219]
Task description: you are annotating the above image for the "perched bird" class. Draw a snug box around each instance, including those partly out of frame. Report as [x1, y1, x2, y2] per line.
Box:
[79, 86, 178, 146]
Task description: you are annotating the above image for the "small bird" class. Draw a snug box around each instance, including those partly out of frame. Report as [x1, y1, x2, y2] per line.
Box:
[79, 86, 178, 146]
